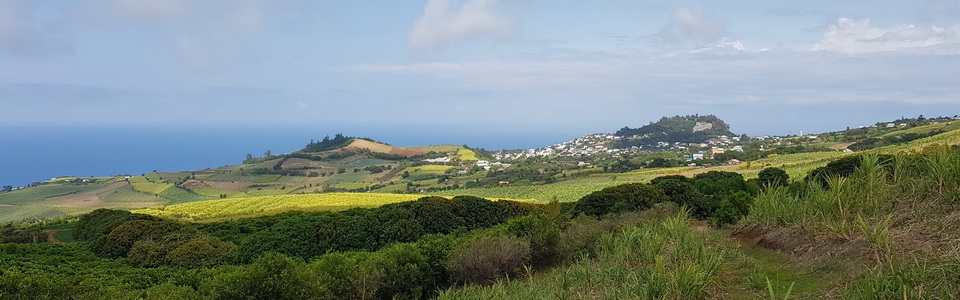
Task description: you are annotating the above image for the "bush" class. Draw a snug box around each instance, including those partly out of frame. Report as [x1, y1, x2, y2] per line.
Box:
[506, 215, 560, 265]
[574, 183, 668, 217]
[74, 209, 158, 242]
[650, 177, 716, 219]
[711, 191, 753, 226]
[757, 167, 789, 188]
[691, 171, 747, 195]
[446, 235, 531, 285]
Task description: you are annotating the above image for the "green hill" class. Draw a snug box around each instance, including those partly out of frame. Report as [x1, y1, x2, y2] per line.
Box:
[614, 114, 735, 147]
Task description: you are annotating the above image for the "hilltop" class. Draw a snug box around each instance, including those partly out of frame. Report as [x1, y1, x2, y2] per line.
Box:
[614, 114, 736, 147]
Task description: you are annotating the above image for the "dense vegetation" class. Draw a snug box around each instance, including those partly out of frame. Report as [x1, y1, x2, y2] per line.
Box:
[4, 116, 960, 299]
[4, 145, 960, 299]
[614, 114, 735, 147]
[302, 134, 356, 153]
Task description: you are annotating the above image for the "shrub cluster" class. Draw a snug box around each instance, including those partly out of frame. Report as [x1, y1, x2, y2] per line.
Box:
[74, 209, 236, 268]
[574, 171, 753, 226]
[201, 196, 542, 262]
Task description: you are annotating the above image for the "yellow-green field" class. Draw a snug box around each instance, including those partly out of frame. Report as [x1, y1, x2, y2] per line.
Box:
[403, 165, 453, 175]
[880, 121, 960, 137]
[403, 144, 463, 153]
[134, 193, 536, 222]
[189, 186, 249, 198]
[128, 176, 173, 195]
[458, 149, 478, 161]
[625, 166, 696, 175]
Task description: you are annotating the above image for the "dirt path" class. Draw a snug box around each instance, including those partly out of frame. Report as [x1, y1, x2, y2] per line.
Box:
[43, 229, 67, 244]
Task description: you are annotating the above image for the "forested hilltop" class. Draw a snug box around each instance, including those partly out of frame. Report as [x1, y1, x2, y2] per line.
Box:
[613, 114, 735, 148]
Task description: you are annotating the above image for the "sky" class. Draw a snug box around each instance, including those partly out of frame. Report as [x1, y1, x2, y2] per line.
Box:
[2, 1, 960, 140]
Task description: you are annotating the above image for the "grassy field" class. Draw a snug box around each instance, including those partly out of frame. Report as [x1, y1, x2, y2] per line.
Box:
[202, 173, 282, 183]
[157, 187, 215, 204]
[0, 206, 67, 223]
[0, 183, 112, 205]
[403, 144, 463, 153]
[134, 193, 452, 222]
[325, 172, 371, 185]
[97, 184, 167, 203]
[342, 158, 394, 167]
[128, 176, 172, 195]
[403, 165, 452, 175]
[880, 121, 960, 137]
[189, 186, 249, 198]
[53, 229, 76, 243]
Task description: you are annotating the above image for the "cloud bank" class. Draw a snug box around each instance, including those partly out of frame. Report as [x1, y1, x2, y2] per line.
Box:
[409, 0, 513, 50]
[813, 18, 960, 54]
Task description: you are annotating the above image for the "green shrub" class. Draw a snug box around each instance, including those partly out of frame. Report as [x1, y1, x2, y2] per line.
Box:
[446, 235, 531, 285]
[506, 215, 560, 264]
[758, 167, 790, 188]
[574, 183, 668, 217]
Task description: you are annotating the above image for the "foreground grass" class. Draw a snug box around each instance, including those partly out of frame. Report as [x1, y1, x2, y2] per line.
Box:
[440, 212, 731, 299]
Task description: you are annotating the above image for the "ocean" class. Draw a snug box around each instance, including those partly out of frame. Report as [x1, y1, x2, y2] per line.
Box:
[0, 126, 575, 188]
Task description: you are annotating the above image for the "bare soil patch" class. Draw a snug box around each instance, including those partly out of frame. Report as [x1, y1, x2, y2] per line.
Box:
[46, 182, 127, 208]
[829, 142, 855, 150]
[202, 180, 251, 191]
[345, 139, 394, 153]
[388, 149, 426, 157]
[731, 224, 871, 274]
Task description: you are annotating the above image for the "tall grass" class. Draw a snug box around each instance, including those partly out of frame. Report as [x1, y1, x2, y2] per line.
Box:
[438, 210, 730, 299]
[848, 256, 960, 300]
[745, 147, 960, 234]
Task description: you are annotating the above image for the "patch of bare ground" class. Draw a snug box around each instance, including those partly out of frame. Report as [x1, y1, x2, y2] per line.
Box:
[377, 166, 405, 181]
[202, 180, 252, 191]
[45, 182, 127, 208]
[345, 139, 394, 153]
[829, 142, 855, 151]
[43, 229, 67, 244]
[388, 149, 426, 157]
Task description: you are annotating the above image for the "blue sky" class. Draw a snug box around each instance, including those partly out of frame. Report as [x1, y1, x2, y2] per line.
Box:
[2, 0, 959, 137]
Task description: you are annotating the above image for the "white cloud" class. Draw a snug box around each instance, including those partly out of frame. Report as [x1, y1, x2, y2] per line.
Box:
[79, 0, 307, 69]
[355, 49, 960, 106]
[409, 0, 513, 50]
[812, 18, 960, 54]
[661, 5, 727, 45]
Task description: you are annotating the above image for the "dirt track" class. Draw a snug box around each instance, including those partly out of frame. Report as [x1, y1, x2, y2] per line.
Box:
[43, 229, 66, 244]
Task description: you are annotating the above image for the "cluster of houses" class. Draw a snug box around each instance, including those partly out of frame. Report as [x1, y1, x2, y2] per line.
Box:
[475, 160, 512, 171]
[494, 134, 640, 160]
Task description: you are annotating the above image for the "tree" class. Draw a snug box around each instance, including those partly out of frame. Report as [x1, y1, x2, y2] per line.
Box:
[757, 167, 790, 188]
[1, 186, 11, 192]
[574, 183, 668, 216]
[246, 153, 253, 161]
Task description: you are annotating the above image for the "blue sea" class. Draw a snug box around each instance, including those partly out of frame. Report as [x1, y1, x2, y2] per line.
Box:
[0, 126, 576, 188]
